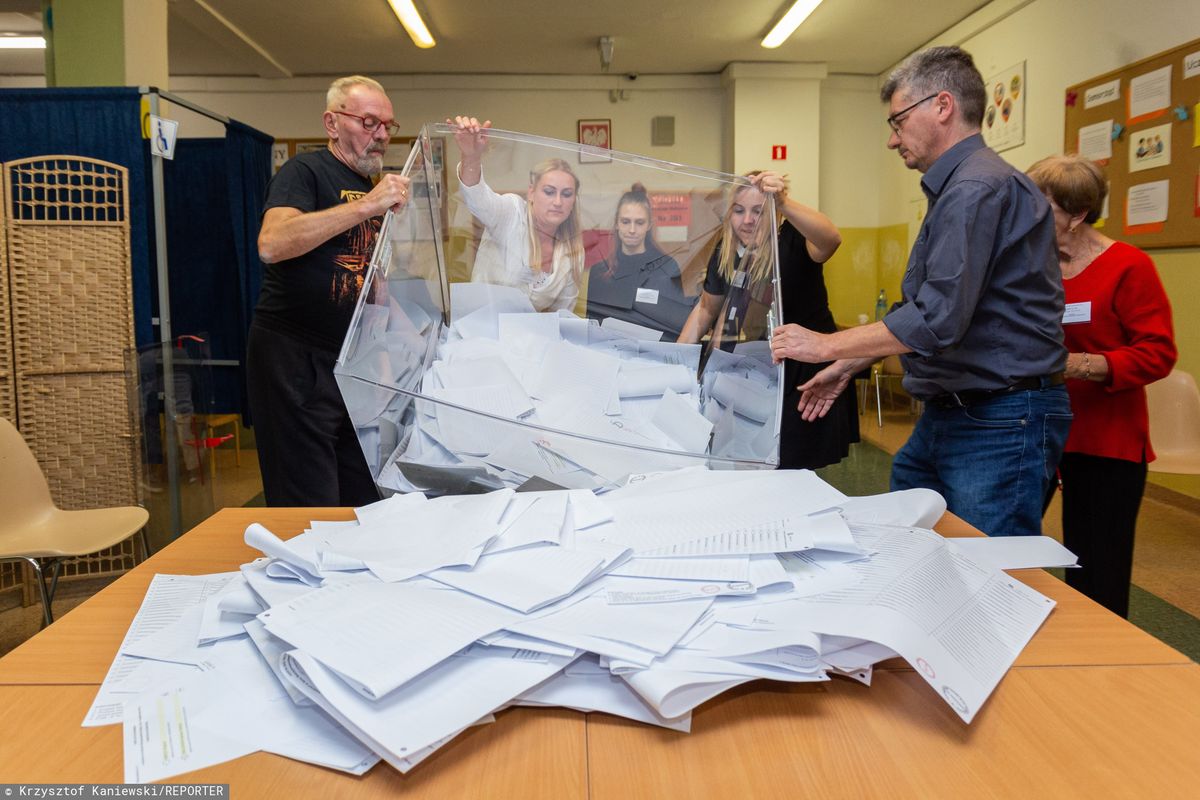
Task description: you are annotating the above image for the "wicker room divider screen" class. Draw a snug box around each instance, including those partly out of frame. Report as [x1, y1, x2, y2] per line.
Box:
[0, 169, 18, 599]
[1, 156, 144, 599]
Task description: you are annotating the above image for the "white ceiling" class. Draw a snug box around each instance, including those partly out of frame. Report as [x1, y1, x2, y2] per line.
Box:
[0, 0, 992, 79]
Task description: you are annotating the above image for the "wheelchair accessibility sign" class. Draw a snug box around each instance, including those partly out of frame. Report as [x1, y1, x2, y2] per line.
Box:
[148, 114, 179, 160]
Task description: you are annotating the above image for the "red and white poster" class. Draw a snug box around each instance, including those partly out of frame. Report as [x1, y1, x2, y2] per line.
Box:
[651, 192, 691, 242]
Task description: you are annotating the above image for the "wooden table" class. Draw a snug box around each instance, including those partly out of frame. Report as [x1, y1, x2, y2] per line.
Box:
[1, 508, 1196, 796]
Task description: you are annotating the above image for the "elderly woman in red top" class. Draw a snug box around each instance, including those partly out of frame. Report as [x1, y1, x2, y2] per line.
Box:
[1027, 154, 1176, 617]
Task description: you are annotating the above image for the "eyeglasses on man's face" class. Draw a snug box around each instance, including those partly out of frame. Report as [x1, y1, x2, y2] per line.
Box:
[886, 93, 939, 133]
[333, 111, 400, 137]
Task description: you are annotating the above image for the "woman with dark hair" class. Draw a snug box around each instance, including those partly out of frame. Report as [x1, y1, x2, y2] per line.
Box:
[585, 183, 693, 339]
[1027, 153, 1176, 617]
[679, 171, 858, 470]
[451, 116, 585, 312]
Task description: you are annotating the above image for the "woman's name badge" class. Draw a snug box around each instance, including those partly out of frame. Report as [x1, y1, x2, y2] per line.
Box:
[1062, 301, 1092, 324]
[732, 269, 748, 288]
[635, 288, 659, 305]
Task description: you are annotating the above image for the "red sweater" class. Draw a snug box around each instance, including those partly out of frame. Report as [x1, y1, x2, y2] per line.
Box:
[1061, 241, 1176, 463]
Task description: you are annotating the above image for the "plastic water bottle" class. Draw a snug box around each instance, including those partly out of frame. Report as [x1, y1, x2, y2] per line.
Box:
[874, 289, 888, 321]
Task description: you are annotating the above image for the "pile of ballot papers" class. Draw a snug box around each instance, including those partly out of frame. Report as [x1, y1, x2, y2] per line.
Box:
[336, 282, 781, 495]
[88, 468, 1078, 782]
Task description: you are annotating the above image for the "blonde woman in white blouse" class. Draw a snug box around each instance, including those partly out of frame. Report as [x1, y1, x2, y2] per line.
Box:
[450, 116, 585, 312]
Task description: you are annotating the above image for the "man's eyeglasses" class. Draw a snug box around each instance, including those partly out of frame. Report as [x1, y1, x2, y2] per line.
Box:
[886, 93, 939, 133]
[333, 111, 400, 136]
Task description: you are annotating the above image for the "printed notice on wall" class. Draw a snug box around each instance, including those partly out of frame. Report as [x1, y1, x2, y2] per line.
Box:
[1130, 122, 1172, 172]
[1077, 119, 1113, 161]
[1126, 180, 1169, 226]
[1128, 65, 1171, 123]
[1084, 79, 1120, 109]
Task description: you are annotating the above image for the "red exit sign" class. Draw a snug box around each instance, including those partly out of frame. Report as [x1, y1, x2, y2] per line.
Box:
[771, 145, 787, 160]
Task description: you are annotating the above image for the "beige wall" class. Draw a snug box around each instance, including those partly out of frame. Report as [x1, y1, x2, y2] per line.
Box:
[165, 74, 727, 171]
[820, 75, 885, 229]
[722, 62, 825, 209]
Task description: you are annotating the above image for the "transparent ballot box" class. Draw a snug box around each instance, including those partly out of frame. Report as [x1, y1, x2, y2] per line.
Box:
[335, 123, 783, 494]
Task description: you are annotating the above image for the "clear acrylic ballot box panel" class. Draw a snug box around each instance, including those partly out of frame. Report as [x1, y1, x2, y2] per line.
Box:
[335, 124, 782, 495]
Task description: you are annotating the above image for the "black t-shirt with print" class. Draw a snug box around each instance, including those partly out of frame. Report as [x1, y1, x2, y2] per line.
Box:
[253, 148, 379, 351]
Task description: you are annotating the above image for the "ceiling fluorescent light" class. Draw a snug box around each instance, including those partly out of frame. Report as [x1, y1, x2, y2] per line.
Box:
[0, 36, 46, 50]
[761, 0, 823, 49]
[387, 0, 436, 49]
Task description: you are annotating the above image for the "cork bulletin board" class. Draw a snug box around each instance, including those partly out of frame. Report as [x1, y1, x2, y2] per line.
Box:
[1063, 36, 1200, 249]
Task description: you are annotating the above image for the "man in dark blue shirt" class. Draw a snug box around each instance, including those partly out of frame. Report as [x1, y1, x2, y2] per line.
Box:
[769, 46, 1069, 537]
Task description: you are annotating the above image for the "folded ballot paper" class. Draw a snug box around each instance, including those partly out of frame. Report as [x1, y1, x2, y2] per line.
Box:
[94, 471, 1079, 782]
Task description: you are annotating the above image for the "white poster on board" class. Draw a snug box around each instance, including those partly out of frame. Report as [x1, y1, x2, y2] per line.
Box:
[1077, 120, 1113, 161]
[1129, 65, 1171, 121]
[981, 62, 1025, 153]
[1126, 180, 1169, 226]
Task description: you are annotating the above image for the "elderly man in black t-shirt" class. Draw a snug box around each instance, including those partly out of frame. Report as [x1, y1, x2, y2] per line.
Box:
[247, 75, 410, 507]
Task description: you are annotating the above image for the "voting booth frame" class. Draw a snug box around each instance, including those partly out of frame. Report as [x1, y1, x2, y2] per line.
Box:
[334, 124, 788, 497]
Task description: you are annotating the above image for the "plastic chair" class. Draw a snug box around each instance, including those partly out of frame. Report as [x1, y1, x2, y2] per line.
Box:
[1146, 369, 1200, 474]
[0, 418, 151, 627]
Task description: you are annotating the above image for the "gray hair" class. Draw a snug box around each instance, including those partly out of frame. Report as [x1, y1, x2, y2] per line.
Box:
[880, 46, 986, 128]
[326, 75, 386, 110]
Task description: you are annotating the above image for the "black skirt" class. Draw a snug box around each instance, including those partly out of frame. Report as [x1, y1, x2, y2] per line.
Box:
[777, 359, 860, 470]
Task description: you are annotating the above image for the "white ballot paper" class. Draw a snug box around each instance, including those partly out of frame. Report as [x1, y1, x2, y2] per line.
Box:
[123, 638, 377, 783]
[618, 364, 694, 398]
[259, 579, 520, 699]
[946, 536, 1078, 571]
[516, 656, 690, 731]
[534, 340, 620, 405]
[85, 573, 240, 727]
[709, 372, 774, 422]
[792, 523, 1055, 723]
[280, 646, 575, 773]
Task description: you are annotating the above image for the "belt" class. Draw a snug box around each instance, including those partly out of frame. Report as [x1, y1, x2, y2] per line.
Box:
[927, 372, 1065, 409]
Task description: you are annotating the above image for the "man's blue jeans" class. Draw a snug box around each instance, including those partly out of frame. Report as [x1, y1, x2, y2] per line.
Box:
[891, 386, 1071, 536]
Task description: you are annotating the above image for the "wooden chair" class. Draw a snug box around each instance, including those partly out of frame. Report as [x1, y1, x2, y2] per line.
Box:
[202, 412, 242, 476]
[0, 418, 150, 626]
